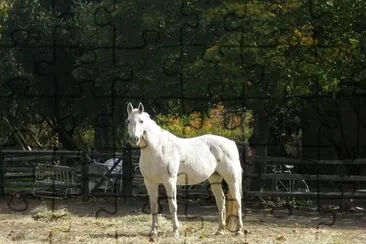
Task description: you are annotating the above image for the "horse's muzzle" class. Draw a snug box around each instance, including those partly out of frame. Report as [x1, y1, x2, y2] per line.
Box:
[128, 135, 140, 147]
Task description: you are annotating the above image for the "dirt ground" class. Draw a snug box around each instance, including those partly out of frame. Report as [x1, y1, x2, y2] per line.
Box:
[0, 197, 366, 243]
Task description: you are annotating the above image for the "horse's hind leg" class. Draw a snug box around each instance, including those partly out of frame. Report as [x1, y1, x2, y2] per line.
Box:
[208, 173, 226, 235]
[225, 173, 243, 235]
[163, 178, 180, 237]
[144, 179, 159, 237]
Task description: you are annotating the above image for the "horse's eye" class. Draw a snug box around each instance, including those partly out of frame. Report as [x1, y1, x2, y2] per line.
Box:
[139, 120, 144, 124]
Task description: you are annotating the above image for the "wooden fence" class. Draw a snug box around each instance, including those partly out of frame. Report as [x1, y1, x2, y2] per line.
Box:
[244, 155, 366, 205]
[0, 150, 127, 200]
[1, 147, 366, 207]
[0, 150, 84, 198]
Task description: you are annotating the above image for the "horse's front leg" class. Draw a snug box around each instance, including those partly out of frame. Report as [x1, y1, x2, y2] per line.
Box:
[144, 179, 159, 237]
[164, 178, 180, 237]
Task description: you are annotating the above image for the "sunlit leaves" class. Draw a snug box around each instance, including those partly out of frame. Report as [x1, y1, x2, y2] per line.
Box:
[156, 103, 253, 142]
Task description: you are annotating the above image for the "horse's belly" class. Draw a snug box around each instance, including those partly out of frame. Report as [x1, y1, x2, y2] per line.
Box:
[175, 149, 217, 185]
[176, 165, 215, 185]
[176, 175, 208, 185]
[139, 150, 217, 185]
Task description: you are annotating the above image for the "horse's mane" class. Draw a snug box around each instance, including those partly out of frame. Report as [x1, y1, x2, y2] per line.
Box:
[144, 112, 179, 141]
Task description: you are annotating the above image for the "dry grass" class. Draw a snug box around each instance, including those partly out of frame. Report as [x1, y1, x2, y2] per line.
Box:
[0, 199, 365, 244]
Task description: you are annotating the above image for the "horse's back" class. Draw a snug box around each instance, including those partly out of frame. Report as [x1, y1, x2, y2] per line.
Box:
[195, 134, 242, 175]
[196, 134, 240, 157]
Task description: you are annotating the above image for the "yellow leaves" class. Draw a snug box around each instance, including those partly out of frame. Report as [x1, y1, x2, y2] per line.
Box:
[203, 45, 220, 62]
[0, 1, 11, 11]
[272, 0, 302, 13]
[292, 27, 316, 46]
[156, 103, 253, 141]
[188, 112, 204, 129]
[0, 0, 12, 31]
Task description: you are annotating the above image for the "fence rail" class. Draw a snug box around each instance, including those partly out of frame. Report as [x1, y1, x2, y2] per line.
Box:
[245, 155, 366, 207]
[0, 149, 132, 200]
[254, 156, 366, 165]
[1, 149, 366, 208]
[0, 150, 85, 198]
[244, 173, 366, 182]
[246, 190, 366, 199]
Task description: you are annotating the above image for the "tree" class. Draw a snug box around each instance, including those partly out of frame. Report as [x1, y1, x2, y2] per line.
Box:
[1, 0, 365, 155]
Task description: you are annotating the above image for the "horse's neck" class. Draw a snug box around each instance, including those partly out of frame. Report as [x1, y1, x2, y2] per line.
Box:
[145, 120, 178, 150]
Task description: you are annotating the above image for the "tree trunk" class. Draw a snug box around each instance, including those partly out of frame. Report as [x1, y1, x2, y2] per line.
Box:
[94, 104, 113, 153]
[253, 100, 270, 157]
[57, 127, 75, 150]
[248, 99, 270, 191]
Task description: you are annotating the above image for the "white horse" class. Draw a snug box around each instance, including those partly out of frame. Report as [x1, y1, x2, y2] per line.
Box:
[126, 103, 243, 237]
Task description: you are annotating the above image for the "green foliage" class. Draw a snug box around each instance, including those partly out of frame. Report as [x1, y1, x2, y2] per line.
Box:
[156, 103, 253, 142]
[0, 0, 365, 151]
[0, 1, 12, 32]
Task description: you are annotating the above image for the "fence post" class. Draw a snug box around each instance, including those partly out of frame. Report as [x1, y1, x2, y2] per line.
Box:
[81, 151, 89, 202]
[241, 143, 253, 192]
[123, 146, 133, 201]
[0, 151, 5, 198]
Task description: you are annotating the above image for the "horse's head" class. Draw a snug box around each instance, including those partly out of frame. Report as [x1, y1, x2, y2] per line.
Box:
[126, 102, 149, 148]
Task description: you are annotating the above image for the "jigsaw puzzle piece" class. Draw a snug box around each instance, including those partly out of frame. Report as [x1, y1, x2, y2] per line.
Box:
[0, 78, 14, 98]
[7, 28, 35, 47]
[112, 45, 183, 100]
[3, 77, 31, 98]
[7, 191, 29, 212]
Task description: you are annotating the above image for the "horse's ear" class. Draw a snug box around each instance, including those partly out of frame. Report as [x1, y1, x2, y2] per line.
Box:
[138, 103, 144, 114]
[127, 103, 133, 115]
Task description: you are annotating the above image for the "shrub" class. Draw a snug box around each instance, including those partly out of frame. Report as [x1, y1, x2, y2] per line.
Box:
[156, 103, 253, 142]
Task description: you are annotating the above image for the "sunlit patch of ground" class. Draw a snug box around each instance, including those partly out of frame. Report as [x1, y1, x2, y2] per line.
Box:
[0, 199, 365, 243]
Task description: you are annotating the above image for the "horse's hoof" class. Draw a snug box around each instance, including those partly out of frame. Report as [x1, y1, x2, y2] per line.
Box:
[148, 230, 158, 237]
[235, 230, 244, 236]
[215, 229, 226, 235]
[173, 231, 180, 238]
